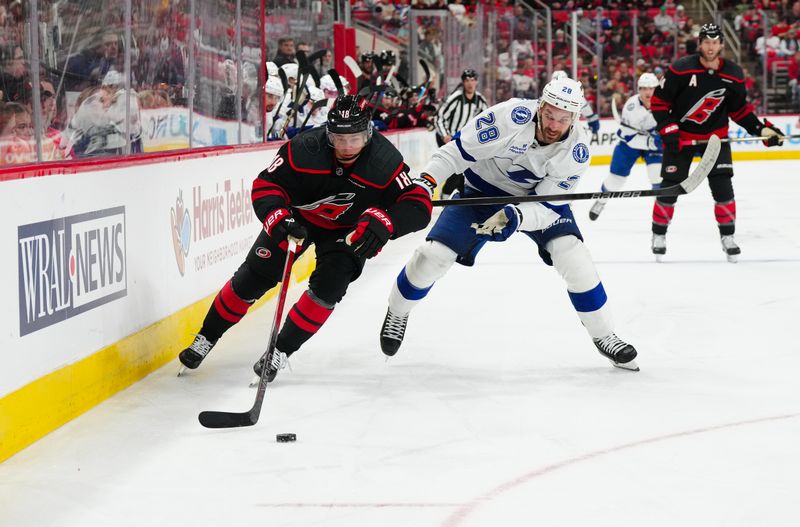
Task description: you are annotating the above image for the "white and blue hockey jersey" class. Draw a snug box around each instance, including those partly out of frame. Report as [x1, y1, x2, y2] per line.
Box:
[423, 98, 591, 230]
[616, 95, 659, 151]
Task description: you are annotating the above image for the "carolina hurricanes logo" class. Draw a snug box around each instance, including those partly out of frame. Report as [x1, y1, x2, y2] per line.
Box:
[681, 88, 726, 125]
[295, 193, 356, 220]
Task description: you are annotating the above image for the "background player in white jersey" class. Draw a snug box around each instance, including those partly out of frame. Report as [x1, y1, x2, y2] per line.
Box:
[380, 76, 639, 371]
[589, 73, 662, 221]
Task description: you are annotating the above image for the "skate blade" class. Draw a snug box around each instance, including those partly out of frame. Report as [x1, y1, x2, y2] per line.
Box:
[726, 254, 738, 263]
[177, 365, 188, 377]
[611, 359, 639, 372]
[654, 254, 664, 263]
[249, 375, 260, 387]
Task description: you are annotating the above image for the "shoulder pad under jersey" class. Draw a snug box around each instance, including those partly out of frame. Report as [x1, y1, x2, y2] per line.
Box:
[285, 127, 333, 173]
[668, 55, 702, 74]
[348, 132, 405, 188]
[719, 59, 746, 82]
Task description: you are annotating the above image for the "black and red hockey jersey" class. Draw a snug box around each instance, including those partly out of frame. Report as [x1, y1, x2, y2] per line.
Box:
[251, 127, 432, 238]
[651, 55, 763, 141]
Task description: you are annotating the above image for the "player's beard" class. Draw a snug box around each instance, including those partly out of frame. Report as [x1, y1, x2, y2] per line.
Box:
[700, 47, 721, 64]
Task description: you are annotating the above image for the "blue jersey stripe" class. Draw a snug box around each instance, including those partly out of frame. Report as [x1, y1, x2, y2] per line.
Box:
[397, 268, 433, 301]
[568, 282, 608, 312]
[463, 168, 511, 196]
[453, 131, 476, 162]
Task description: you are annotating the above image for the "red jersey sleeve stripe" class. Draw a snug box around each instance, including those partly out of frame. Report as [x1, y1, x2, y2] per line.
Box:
[651, 95, 671, 108]
[252, 180, 289, 202]
[397, 190, 433, 213]
[729, 103, 753, 122]
[252, 189, 288, 202]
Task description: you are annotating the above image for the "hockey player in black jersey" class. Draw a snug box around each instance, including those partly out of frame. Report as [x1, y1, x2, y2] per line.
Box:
[650, 23, 784, 262]
[178, 95, 432, 381]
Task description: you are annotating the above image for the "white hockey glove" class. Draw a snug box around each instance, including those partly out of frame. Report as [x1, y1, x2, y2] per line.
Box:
[472, 205, 522, 241]
[760, 120, 785, 147]
[414, 172, 438, 198]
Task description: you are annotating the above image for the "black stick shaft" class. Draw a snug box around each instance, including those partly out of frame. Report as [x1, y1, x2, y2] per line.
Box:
[198, 238, 299, 428]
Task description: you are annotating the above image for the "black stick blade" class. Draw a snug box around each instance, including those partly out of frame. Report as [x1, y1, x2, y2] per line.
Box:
[198, 410, 258, 428]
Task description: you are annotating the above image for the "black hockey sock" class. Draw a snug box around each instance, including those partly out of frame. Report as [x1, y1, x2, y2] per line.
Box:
[715, 200, 736, 236]
[200, 280, 254, 341]
[275, 291, 334, 355]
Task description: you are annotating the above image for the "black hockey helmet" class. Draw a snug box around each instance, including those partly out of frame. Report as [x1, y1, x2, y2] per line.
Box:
[360, 51, 376, 63]
[379, 49, 396, 66]
[327, 95, 373, 143]
[461, 68, 478, 80]
[698, 23, 723, 42]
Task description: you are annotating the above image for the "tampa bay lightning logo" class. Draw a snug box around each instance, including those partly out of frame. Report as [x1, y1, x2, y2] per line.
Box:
[510, 106, 532, 125]
[572, 143, 589, 163]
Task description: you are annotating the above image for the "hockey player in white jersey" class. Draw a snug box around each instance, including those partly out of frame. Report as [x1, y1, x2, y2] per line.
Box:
[589, 73, 662, 220]
[380, 76, 639, 371]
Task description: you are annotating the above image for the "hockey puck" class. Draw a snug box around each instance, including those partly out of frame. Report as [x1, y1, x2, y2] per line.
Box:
[276, 433, 296, 443]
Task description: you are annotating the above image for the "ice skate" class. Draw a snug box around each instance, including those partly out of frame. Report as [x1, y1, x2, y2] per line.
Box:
[720, 235, 740, 263]
[588, 200, 606, 221]
[651, 234, 666, 262]
[380, 308, 409, 357]
[177, 334, 217, 376]
[251, 349, 288, 385]
[593, 333, 639, 371]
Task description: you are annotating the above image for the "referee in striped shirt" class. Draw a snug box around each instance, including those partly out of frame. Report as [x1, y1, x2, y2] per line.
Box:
[434, 69, 488, 198]
[434, 69, 488, 147]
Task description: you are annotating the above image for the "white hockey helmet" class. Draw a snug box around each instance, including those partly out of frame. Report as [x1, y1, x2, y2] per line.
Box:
[266, 61, 279, 78]
[551, 69, 568, 81]
[265, 76, 284, 96]
[308, 86, 325, 103]
[320, 74, 337, 92]
[281, 62, 298, 80]
[638, 72, 659, 89]
[540, 77, 584, 116]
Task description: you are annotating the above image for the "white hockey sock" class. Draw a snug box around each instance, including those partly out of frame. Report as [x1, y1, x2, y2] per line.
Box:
[388, 241, 457, 315]
[647, 162, 663, 188]
[547, 236, 614, 338]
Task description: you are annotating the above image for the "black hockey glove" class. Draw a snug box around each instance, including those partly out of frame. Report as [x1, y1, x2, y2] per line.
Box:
[346, 207, 394, 259]
[659, 123, 680, 154]
[263, 208, 307, 247]
[759, 120, 785, 147]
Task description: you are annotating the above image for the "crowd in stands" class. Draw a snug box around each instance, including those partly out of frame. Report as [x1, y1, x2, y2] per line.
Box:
[4, 0, 800, 168]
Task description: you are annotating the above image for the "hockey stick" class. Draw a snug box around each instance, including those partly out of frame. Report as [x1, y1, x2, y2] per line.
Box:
[307, 48, 328, 65]
[610, 93, 621, 122]
[432, 135, 721, 207]
[680, 133, 800, 147]
[343, 55, 363, 78]
[198, 238, 300, 429]
[327, 68, 345, 94]
[278, 51, 311, 138]
[267, 68, 291, 137]
[419, 59, 431, 98]
[299, 98, 329, 130]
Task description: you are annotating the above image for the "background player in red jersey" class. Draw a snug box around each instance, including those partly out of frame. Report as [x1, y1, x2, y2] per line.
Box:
[651, 23, 785, 262]
[178, 95, 432, 381]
